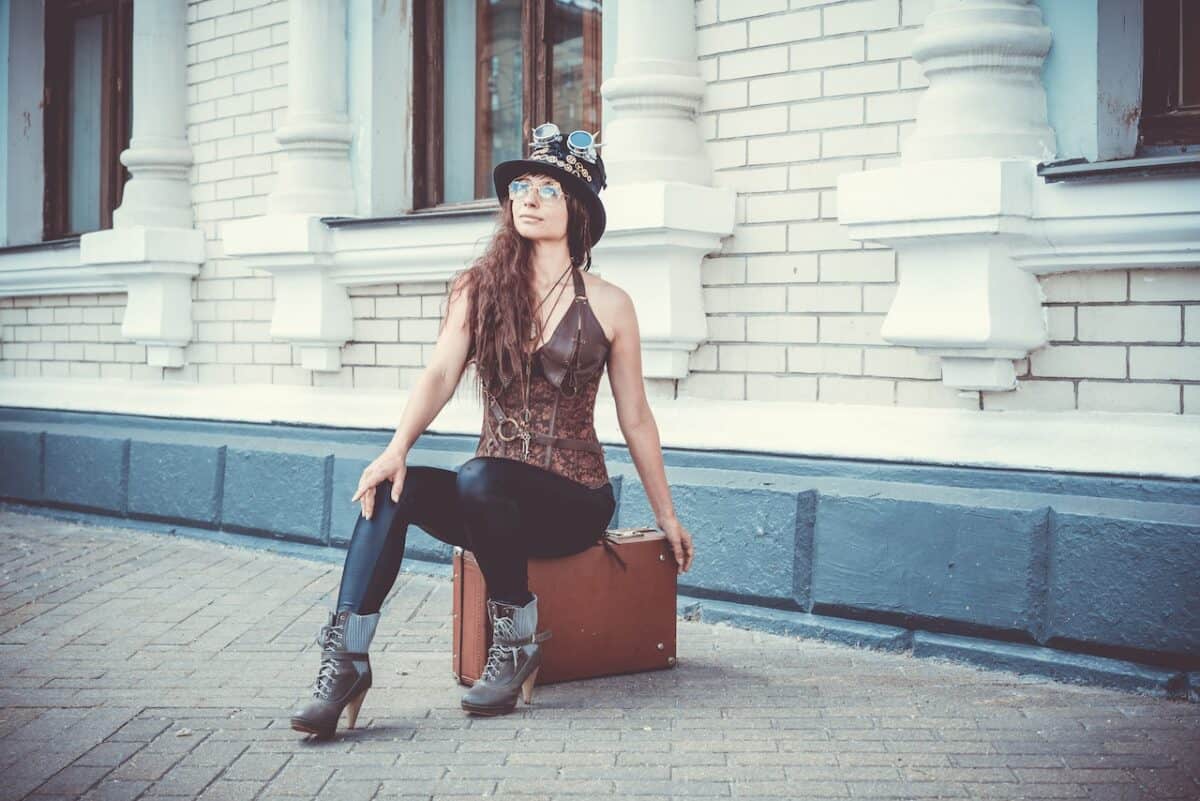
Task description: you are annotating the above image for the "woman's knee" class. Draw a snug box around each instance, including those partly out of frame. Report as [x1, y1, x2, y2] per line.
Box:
[359, 477, 414, 530]
[456, 457, 502, 506]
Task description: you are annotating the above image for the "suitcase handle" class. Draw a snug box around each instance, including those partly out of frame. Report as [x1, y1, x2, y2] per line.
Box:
[599, 526, 660, 572]
[604, 526, 658, 540]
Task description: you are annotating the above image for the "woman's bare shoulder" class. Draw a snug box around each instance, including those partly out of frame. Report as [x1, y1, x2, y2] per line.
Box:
[581, 269, 631, 344]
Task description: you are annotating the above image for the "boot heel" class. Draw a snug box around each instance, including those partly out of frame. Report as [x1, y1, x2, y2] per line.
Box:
[520, 666, 541, 705]
[345, 688, 368, 729]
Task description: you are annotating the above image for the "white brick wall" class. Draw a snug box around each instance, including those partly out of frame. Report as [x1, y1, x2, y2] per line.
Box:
[0, 293, 157, 381]
[974, 267, 1200, 414]
[1, 0, 1195, 418]
[690, 0, 924, 406]
[685, 0, 1198, 415]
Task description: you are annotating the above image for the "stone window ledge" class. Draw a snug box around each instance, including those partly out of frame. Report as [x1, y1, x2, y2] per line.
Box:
[0, 237, 125, 296]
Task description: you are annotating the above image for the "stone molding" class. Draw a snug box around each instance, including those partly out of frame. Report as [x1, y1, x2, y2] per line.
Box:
[837, 0, 1200, 392]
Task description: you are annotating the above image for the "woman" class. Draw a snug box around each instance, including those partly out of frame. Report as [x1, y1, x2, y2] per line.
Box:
[290, 122, 696, 739]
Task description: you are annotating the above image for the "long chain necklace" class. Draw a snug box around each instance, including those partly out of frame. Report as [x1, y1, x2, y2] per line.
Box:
[486, 259, 574, 460]
[528, 260, 574, 346]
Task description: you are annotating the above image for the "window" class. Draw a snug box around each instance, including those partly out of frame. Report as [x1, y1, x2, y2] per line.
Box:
[1140, 0, 1200, 153]
[42, 0, 133, 240]
[412, 0, 603, 209]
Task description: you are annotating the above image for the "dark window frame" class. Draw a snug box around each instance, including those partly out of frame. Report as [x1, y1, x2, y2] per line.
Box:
[411, 0, 602, 211]
[1139, 0, 1199, 152]
[42, 0, 133, 241]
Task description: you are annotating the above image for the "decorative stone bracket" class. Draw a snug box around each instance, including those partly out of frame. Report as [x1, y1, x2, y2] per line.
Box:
[840, 159, 1047, 391]
[222, 215, 351, 371]
[593, 182, 734, 379]
[79, 226, 204, 368]
[837, 0, 1200, 392]
[837, 0, 1056, 392]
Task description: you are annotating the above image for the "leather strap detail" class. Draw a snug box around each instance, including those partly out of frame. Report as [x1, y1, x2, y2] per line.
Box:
[454, 555, 464, 678]
[531, 431, 602, 453]
[486, 394, 603, 454]
[495, 630, 554, 647]
[544, 390, 561, 469]
[599, 536, 628, 570]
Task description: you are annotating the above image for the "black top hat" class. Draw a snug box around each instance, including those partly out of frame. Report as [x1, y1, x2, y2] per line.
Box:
[493, 123, 608, 248]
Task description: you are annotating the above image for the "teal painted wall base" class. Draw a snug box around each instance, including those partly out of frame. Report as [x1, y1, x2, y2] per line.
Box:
[3, 407, 1198, 701]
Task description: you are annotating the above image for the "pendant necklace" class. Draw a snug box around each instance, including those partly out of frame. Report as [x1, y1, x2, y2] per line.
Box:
[486, 259, 575, 460]
[516, 260, 574, 456]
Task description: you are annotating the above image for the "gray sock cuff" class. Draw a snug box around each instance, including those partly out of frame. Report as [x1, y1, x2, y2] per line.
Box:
[344, 611, 380, 652]
[510, 593, 538, 640]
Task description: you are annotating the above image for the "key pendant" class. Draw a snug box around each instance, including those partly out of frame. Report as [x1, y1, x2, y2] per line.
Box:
[521, 431, 531, 459]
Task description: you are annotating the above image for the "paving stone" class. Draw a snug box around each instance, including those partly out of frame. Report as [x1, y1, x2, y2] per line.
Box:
[0, 510, 1197, 801]
[193, 780, 263, 801]
[107, 751, 184, 781]
[73, 741, 147, 767]
[77, 779, 154, 801]
[25, 765, 111, 796]
[312, 778, 381, 801]
[149, 764, 227, 796]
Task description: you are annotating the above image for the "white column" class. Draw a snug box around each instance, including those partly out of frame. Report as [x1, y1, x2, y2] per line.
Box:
[837, 0, 1056, 392]
[903, 0, 1055, 163]
[268, 0, 356, 215]
[595, 0, 734, 380]
[80, 0, 204, 369]
[223, 0, 357, 372]
[601, 1, 711, 186]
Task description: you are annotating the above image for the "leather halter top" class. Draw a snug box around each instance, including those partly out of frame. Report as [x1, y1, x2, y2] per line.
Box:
[475, 267, 612, 489]
[530, 266, 609, 391]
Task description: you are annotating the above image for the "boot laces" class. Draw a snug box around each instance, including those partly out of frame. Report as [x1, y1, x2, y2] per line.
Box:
[481, 616, 520, 682]
[311, 619, 346, 699]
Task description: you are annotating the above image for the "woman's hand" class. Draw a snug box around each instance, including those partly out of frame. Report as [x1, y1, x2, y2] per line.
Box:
[660, 519, 695, 575]
[351, 447, 408, 521]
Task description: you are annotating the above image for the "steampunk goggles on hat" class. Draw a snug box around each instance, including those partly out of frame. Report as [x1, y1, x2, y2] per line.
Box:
[531, 122, 601, 163]
[527, 123, 604, 185]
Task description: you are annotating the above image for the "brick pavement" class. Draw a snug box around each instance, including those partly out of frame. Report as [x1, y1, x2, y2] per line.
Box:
[1, 509, 1198, 801]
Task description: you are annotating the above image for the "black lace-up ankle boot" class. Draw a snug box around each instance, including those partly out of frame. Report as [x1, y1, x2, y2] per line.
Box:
[290, 608, 379, 739]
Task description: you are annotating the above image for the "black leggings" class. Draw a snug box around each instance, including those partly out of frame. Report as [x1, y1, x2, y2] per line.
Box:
[335, 456, 617, 614]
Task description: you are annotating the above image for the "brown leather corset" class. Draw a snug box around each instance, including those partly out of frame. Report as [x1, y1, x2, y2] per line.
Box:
[476, 267, 611, 488]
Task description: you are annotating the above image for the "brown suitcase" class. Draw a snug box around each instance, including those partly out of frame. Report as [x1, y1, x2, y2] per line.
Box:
[451, 526, 678, 686]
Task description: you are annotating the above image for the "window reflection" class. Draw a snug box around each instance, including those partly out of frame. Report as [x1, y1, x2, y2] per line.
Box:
[477, 0, 524, 198]
[550, 0, 602, 140]
[68, 13, 104, 234]
[435, 0, 603, 206]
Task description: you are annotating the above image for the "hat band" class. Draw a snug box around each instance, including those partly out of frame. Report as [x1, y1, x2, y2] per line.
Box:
[527, 147, 594, 184]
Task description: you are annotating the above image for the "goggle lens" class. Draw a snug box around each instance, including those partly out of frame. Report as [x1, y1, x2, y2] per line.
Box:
[567, 130, 594, 151]
[532, 122, 561, 144]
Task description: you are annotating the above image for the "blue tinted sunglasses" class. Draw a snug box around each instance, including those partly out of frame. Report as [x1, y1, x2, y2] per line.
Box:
[508, 179, 565, 203]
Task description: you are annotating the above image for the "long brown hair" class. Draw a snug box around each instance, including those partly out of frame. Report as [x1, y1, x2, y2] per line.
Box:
[441, 180, 595, 403]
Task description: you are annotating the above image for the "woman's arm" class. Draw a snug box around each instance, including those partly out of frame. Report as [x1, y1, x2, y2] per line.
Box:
[352, 356, 459, 518]
[605, 286, 695, 574]
[353, 273, 475, 519]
